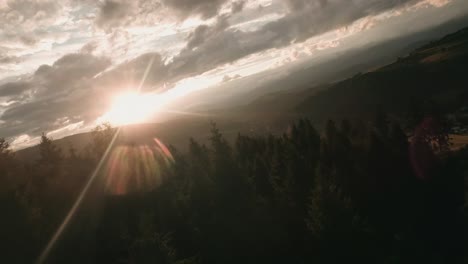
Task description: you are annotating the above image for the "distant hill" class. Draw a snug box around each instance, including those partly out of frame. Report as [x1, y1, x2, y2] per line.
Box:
[14, 116, 290, 162]
[297, 27, 468, 120]
[180, 15, 468, 114]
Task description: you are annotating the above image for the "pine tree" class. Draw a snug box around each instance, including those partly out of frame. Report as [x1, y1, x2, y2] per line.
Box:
[0, 138, 13, 181]
[90, 123, 117, 161]
[38, 133, 62, 165]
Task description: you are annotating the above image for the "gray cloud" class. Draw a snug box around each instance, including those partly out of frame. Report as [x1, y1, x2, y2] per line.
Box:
[0, 0, 63, 44]
[99, 0, 421, 91]
[222, 74, 241, 82]
[32, 53, 111, 97]
[0, 52, 111, 137]
[162, 0, 229, 19]
[80, 41, 99, 54]
[0, 50, 174, 138]
[162, 0, 422, 80]
[231, 1, 245, 14]
[93, 0, 232, 30]
[96, 0, 136, 30]
[102, 0, 433, 95]
[94, 0, 166, 30]
[0, 82, 31, 97]
[0, 54, 21, 64]
[185, 16, 230, 50]
[168, 17, 251, 79]
[98, 52, 168, 91]
[285, 0, 327, 12]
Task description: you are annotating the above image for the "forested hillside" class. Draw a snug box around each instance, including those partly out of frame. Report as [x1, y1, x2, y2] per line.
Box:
[1, 115, 467, 263]
[298, 27, 468, 121]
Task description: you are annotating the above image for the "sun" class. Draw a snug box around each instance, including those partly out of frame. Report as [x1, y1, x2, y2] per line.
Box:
[99, 91, 158, 126]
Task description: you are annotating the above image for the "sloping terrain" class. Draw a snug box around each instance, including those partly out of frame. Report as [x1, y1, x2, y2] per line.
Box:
[14, 116, 288, 161]
[297, 27, 468, 120]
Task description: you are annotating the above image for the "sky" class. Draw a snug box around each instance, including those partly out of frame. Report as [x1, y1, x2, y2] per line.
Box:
[0, 0, 467, 149]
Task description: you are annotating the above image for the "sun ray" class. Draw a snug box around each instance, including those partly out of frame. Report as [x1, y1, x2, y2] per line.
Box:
[36, 53, 160, 264]
[36, 128, 121, 264]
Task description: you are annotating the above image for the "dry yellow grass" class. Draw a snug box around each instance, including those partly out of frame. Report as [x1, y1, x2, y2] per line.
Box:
[420, 52, 450, 63]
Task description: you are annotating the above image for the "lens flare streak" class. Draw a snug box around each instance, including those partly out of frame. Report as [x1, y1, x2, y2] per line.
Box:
[36, 128, 121, 264]
[37, 54, 160, 264]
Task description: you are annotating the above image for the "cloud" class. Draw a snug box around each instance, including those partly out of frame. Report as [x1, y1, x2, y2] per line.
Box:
[80, 41, 99, 54]
[162, 0, 229, 19]
[93, 0, 236, 31]
[161, 0, 432, 81]
[222, 74, 241, 82]
[0, 0, 85, 78]
[231, 1, 245, 14]
[103, 0, 451, 93]
[0, 54, 21, 64]
[184, 16, 230, 50]
[93, 0, 170, 31]
[0, 52, 111, 138]
[0, 0, 64, 45]
[96, 0, 139, 31]
[96, 1, 132, 27]
[285, 0, 327, 12]
[99, 52, 168, 90]
[0, 49, 172, 139]
[64, 0, 451, 95]
[168, 18, 254, 80]
[32, 53, 111, 96]
[0, 82, 31, 97]
[425, 0, 451, 7]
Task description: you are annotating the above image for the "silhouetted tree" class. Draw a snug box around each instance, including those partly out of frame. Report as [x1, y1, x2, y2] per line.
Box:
[38, 133, 62, 165]
[89, 123, 116, 161]
[0, 138, 14, 184]
[1, 117, 466, 263]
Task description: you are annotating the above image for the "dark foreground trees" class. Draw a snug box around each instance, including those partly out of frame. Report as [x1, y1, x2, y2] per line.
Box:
[0, 118, 467, 263]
